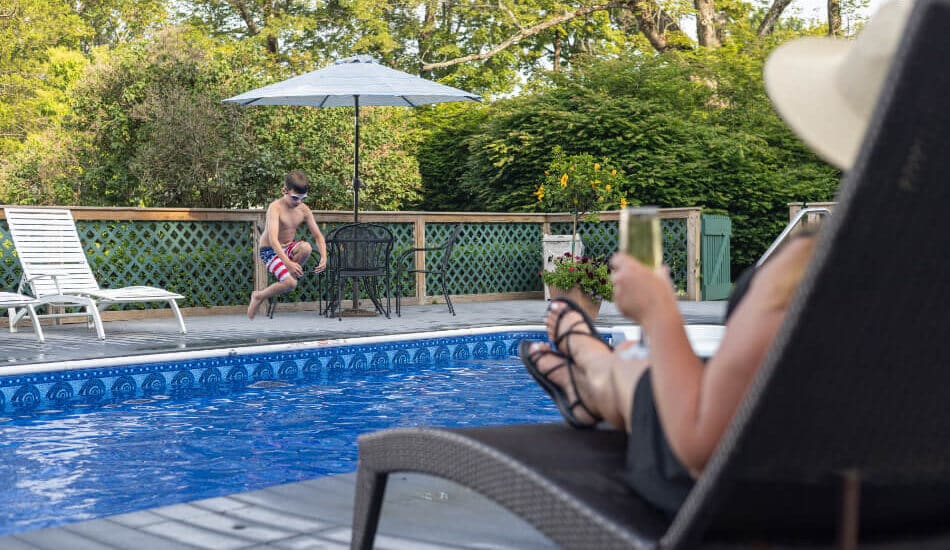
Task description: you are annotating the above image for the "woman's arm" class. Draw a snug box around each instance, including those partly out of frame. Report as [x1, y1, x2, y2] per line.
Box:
[610, 236, 815, 475]
[678, 237, 815, 472]
[611, 254, 707, 473]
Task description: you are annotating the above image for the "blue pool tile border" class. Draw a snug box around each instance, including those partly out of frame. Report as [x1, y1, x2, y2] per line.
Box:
[0, 331, 546, 415]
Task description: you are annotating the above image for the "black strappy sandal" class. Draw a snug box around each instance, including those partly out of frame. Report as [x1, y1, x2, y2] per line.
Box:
[549, 297, 612, 358]
[519, 340, 603, 429]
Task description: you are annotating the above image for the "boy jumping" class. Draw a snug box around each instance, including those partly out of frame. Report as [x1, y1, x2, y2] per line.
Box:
[248, 170, 328, 319]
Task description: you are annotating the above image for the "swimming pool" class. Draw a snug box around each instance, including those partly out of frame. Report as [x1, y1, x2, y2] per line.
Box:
[0, 330, 560, 535]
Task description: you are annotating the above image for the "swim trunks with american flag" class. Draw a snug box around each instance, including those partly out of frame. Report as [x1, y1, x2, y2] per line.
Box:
[259, 241, 301, 282]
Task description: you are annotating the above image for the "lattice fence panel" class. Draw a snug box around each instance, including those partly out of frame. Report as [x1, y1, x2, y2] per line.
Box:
[661, 219, 689, 294]
[0, 214, 700, 307]
[450, 223, 543, 295]
[0, 220, 254, 308]
[388, 223, 415, 261]
[80, 221, 253, 308]
[551, 219, 688, 293]
[0, 222, 20, 291]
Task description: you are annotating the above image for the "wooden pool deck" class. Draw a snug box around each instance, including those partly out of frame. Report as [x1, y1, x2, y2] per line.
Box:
[0, 299, 725, 549]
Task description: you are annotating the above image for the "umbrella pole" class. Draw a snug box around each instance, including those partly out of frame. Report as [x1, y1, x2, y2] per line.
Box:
[345, 94, 372, 315]
[353, 95, 360, 223]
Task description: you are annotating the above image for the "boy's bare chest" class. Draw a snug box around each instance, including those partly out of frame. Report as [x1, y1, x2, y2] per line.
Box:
[276, 207, 306, 234]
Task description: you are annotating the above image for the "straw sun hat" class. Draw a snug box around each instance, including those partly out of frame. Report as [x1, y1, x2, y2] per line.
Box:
[763, 0, 913, 170]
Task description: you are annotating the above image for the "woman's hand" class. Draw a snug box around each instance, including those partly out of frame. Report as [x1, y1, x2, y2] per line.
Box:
[608, 252, 676, 324]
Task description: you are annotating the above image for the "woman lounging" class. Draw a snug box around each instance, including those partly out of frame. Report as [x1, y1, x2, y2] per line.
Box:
[520, 232, 817, 514]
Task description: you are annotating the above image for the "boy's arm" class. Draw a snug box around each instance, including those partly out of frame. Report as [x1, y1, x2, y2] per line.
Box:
[305, 210, 328, 273]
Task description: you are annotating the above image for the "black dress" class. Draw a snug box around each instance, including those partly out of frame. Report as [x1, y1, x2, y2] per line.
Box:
[622, 266, 755, 516]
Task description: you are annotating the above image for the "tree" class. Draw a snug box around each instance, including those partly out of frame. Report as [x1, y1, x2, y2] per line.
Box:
[757, 0, 793, 36]
[417, 46, 840, 273]
[828, 0, 842, 36]
[420, 0, 694, 75]
[72, 0, 167, 48]
[181, 0, 310, 55]
[0, 0, 89, 155]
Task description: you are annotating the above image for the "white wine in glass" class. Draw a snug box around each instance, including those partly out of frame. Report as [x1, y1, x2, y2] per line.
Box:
[618, 207, 662, 358]
[620, 207, 662, 268]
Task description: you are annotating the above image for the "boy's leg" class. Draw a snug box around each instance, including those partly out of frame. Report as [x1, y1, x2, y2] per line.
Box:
[290, 241, 313, 266]
[249, 247, 303, 320]
[248, 278, 298, 319]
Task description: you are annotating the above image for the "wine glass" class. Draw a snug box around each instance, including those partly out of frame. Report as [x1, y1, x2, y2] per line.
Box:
[618, 207, 662, 358]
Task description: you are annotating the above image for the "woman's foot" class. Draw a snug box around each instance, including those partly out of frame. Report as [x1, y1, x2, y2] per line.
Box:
[544, 299, 649, 431]
[520, 340, 602, 428]
[546, 298, 611, 359]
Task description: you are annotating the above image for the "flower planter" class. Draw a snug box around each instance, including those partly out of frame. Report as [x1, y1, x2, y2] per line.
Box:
[548, 285, 602, 321]
[542, 234, 584, 300]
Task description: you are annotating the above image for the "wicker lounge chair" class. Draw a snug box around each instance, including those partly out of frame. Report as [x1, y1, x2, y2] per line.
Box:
[5, 208, 187, 340]
[351, 2, 950, 547]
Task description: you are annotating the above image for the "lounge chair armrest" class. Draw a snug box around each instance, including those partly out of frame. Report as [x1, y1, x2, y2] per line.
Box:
[21, 273, 62, 294]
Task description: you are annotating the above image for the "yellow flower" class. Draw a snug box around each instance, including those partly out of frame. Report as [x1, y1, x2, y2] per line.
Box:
[560, 173, 568, 187]
[611, 169, 617, 175]
[598, 196, 604, 202]
[594, 163, 600, 170]
[620, 196, 628, 208]
[535, 185, 545, 201]
[605, 184, 611, 191]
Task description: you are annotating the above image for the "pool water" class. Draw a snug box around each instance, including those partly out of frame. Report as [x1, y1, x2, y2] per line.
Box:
[0, 356, 560, 535]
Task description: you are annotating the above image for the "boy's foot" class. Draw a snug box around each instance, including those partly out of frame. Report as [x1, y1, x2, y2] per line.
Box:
[247, 291, 264, 320]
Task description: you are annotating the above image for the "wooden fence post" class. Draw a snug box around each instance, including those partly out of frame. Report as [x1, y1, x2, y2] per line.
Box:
[686, 209, 702, 301]
[253, 215, 267, 292]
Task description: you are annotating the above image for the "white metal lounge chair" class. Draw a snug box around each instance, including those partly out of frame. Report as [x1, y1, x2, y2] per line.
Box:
[0, 292, 44, 342]
[4, 207, 187, 340]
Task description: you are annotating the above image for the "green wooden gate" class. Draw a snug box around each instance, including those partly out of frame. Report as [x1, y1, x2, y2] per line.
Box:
[701, 214, 732, 300]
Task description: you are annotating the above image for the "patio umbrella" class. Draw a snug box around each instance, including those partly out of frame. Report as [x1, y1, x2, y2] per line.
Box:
[222, 55, 480, 221]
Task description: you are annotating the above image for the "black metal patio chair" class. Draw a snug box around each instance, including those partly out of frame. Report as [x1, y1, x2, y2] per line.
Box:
[351, 3, 950, 547]
[393, 223, 462, 317]
[324, 223, 394, 320]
